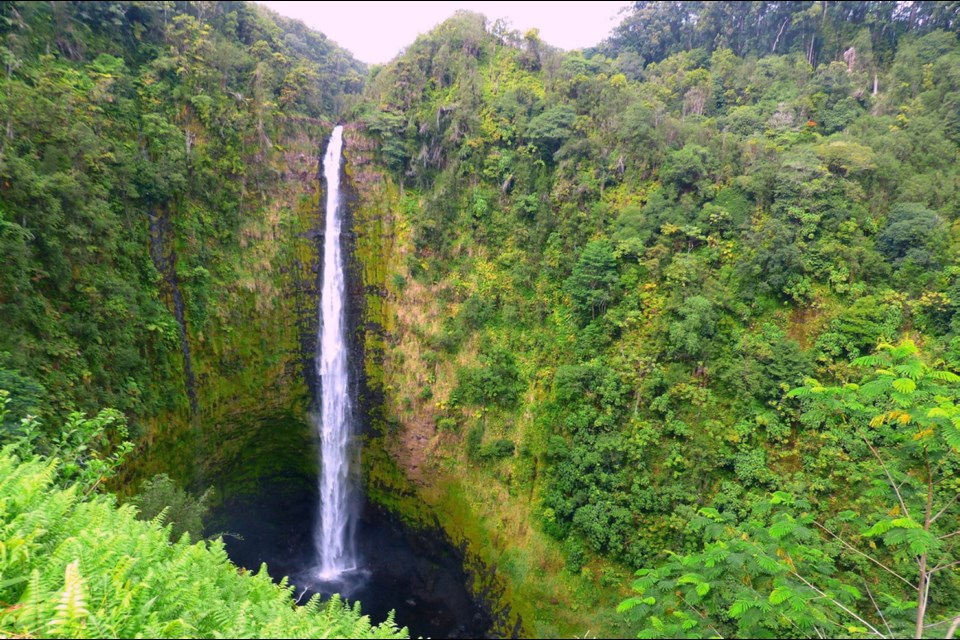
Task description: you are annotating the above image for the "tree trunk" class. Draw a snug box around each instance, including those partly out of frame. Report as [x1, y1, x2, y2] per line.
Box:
[915, 555, 928, 639]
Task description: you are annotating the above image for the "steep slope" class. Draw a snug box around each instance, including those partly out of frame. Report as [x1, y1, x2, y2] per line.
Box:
[348, 8, 960, 637]
[0, 1, 363, 482]
[1, 2, 960, 637]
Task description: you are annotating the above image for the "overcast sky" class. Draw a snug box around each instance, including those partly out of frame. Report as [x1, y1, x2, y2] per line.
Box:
[257, 1, 631, 64]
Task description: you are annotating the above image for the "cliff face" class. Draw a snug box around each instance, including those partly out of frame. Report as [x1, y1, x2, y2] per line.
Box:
[132, 127, 328, 486]
[341, 126, 615, 639]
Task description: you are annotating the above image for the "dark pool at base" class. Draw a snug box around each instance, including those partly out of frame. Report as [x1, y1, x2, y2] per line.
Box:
[202, 414, 493, 638]
[210, 491, 492, 638]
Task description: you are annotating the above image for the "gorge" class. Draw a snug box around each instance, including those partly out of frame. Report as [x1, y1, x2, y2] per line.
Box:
[201, 125, 498, 638]
[1, 2, 960, 639]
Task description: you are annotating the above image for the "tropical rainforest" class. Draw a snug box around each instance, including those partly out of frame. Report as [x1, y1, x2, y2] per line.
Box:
[1, 1, 960, 638]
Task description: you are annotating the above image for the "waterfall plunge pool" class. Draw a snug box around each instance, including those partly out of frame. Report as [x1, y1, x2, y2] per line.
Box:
[203, 411, 495, 639]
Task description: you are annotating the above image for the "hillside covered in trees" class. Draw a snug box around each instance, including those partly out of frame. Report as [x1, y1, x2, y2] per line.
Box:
[355, 1, 960, 636]
[1, 1, 960, 638]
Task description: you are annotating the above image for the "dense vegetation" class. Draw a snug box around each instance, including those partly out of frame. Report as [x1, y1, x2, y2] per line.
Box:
[0, 1, 390, 637]
[0, 395, 404, 638]
[0, 0, 361, 428]
[355, 2, 960, 636]
[2, 0, 960, 637]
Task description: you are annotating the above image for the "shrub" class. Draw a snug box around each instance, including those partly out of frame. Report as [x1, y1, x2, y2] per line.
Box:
[479, 438, 515, 461]
[465, 424, 484, 461]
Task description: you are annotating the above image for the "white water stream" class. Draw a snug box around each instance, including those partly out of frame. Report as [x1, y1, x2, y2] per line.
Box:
[314, 125, 357, 580]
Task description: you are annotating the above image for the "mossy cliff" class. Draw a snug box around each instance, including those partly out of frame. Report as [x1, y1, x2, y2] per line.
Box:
[342, 127, 628, 639]
[0, 1, 368, 495]
[126, 123, 331, 492]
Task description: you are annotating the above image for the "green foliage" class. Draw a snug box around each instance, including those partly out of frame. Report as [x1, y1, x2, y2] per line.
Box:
[451, 345, 523, 408]
[465, 424, 484, 462]
[478, 438, 515, 462]
[0, 448, 405, 639]
[6, 1, 960, 637]
[667, 295, 717, 359]
[0, 0, 364, 427]
[815, 295, 903, 361]
[619, 497, 845, 639]
[0, 370, 44, 434]
[526, 104, 577, 159]
[0, 391, 132, 496]
[607, 1, 955, 67]
[355, 7, 960, 635]
[661, 145, 711, 193]
[565, 240, 619, 325]
[623, 341, 960, 638]
[876, 203, 946, 268]
[128, 474, 212, 543]
[46, 409, 133, 494]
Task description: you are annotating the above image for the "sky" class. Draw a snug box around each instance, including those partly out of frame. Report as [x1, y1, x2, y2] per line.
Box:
[257, 1, 631, 64]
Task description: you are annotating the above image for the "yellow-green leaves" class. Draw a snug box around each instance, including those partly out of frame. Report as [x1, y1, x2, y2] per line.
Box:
[0, 451, 407, 639]
[892, 377, 916, 394]
[49, 560, 89, 635]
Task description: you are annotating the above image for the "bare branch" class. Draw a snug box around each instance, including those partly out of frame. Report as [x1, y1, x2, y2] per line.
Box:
[931, 560, 960, 574]
[294, 586, 310, 605]
[771, 16, 789, 53]
[865, 438, 910, 520]
[791, 571, 887, 638]
[814, 521, 916, 589]
[926, 618, 956, 629]
[940, 530, 960, 541]
[863, 577, 894, 638]
[931, 493, 960, 525]
[946, 615, 960, 640]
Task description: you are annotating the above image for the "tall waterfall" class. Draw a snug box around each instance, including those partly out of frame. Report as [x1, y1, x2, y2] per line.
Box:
[314, 125, 357, 580]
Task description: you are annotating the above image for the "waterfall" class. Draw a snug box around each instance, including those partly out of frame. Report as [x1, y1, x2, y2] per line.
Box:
[314, 125, 357, 580]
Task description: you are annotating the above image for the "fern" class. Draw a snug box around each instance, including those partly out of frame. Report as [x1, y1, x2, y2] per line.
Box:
[49, 560, 89, 635]
[944, 420, 960, 450]
[0, 451, 407, 639]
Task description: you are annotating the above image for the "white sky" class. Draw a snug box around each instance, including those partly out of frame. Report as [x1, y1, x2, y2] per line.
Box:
[257, 1, 631, 64]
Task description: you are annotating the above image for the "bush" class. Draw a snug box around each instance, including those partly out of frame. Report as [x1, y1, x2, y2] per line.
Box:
[0, 450, 406, 639]
[876, 202, 946, 268]
[416, 386, 433, 402]
[465, 424, 484, 461]
[479, 438, 515, 461]
[436, 416, 458, 432]
[563, 536, 587, 573]
[129, 473, 212, 543]
[451, 345, 523, 408]
[564, 240, 619, 325]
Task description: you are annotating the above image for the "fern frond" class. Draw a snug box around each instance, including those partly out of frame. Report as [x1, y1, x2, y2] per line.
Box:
[49, 559, 89, 634]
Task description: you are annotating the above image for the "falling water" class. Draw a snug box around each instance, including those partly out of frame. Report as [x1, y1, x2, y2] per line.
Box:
[314, 125, 357, 580]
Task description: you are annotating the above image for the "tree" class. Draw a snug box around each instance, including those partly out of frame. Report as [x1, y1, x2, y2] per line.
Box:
[565, 239, 618, 324]
[792, 339, 960, 639]
[526, 104, 577, 159]
[668, 295, 717, 360]
[876, 203, 946, 268]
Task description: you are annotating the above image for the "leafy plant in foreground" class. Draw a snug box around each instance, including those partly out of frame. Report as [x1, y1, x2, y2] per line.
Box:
[621, 341, 960, 639]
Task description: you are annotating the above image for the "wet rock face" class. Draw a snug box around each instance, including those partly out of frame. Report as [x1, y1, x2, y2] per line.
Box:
[346, 505, 495, 639]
